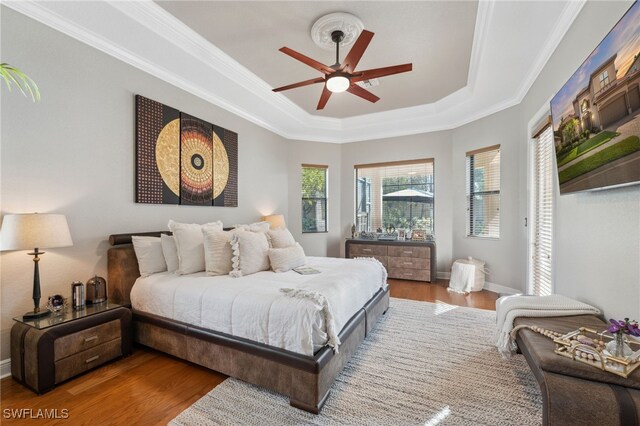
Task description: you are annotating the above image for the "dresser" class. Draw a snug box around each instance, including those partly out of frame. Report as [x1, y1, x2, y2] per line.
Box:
[11, 304, 131, 394]
[345, 239, 436, 282]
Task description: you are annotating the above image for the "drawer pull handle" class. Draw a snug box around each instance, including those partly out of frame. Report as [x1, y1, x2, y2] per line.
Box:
[362, 248, 372, 252]
[405, 272, 413, 276]
[404, 262, 413, 265]
[403, 251, 413, 254]
[84, 336, 98, 343]
[85, 355, 100, 364]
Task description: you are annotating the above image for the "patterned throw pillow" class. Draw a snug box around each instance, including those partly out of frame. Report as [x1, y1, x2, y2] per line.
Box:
[230, 231, 271, 277]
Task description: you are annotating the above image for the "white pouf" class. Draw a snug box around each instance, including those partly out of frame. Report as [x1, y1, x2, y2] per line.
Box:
[448, 257, 486, 294]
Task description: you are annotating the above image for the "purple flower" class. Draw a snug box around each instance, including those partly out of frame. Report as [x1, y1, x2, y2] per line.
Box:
[607, 318, 640, 337]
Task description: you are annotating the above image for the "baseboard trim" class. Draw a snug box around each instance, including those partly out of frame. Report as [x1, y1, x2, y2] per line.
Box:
[1, 358, 11, 379]
[436, 272, 451, 280]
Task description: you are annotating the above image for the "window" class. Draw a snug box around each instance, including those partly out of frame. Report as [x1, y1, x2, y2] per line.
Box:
[354, 159, 434, 235]
[466, 145, 500, 238]
[529, 125, 554, 296]
[599, 70, 609, 88]
[301, 164, 327, 233]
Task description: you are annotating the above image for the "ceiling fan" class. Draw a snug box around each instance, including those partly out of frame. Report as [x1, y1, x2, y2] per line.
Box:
[272, 29, 412, 110]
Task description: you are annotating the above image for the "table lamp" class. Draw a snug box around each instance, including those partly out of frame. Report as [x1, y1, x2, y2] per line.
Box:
[0, 213, 73, 319]
[262, 214, 286, 230]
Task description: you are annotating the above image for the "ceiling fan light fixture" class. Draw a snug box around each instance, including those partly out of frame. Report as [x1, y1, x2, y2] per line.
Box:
[326, 74, 350, 93]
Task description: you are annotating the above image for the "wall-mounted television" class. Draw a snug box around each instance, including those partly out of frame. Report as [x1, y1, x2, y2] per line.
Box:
[550, 0, 640, 194]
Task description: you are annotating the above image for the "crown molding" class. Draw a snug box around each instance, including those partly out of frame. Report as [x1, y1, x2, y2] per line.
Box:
[3, 0, 584, 143]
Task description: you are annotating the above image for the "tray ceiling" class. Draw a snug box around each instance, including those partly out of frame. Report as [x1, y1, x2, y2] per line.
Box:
[156, 1, 477, 119]
[3, 1, 586, 143]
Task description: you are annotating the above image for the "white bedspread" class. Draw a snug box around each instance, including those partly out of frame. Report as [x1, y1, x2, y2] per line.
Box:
[130, 256, 386, 356]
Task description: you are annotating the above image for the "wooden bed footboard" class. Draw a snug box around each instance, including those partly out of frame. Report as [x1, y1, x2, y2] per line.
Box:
[107, 232, 390, 413]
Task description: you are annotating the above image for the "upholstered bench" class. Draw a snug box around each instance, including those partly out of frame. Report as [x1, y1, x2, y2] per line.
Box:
[514, 315, 640, 425]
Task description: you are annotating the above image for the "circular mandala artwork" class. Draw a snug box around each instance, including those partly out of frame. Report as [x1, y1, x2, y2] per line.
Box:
[181, 119, 213, 203]
[155, 119, 180, 196]
[212, 132, 229, 199]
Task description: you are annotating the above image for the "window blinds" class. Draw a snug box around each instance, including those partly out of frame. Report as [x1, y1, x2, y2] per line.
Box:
[466, 145, 500, 238]
[531, 127, 554, 296]
[354, 159, 434, 234]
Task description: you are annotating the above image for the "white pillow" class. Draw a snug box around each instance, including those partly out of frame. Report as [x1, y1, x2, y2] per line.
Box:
[168, 220, 223, 274]
[203, 229, 238, 276]
[234, 221, 270, 233]
[132, 236, 167, 277]
[161, 234, 179, 273]
[230, 231, 270, 277]
[268, 243, 306, 273]
[268, 228, 296, 248]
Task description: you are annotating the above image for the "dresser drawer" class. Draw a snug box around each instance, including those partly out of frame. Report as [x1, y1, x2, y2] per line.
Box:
[388, 246, 430, 259]
[388, 268, 431, 282]
[348, 254, 387, 268]
[54, 319, 121, 361]
[388, 256, 430, 270]
[348, 244, 387, 257]
[55, 338, 122, 384]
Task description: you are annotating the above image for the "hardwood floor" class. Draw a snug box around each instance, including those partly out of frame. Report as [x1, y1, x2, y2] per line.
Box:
[1, 279, 499, 425]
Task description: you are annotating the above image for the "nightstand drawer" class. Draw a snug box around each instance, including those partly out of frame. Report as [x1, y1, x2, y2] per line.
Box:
[388, 256, 430, 270]
[54, 319, 121, 361]
[55, 338, 122, 384]
[388, 268, 431, 282]
[349, 244, 387, 257]
[388, 246, 430, 258]
[348, 254, 387, 268]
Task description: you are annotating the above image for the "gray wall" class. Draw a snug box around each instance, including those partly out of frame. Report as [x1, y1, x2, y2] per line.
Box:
[0, 8, 290, 359]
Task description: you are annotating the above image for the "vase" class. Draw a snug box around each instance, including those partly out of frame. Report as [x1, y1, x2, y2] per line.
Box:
[606, 334, 632, 358]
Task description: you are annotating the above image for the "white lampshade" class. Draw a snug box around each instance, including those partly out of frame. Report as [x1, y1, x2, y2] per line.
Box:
[326, 75, 350, 93]
[0, 213, 73, 251]
[262, 214, 286, 230]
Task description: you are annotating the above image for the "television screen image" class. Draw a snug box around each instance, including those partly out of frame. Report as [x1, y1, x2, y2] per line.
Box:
[550, 0, 640, 194]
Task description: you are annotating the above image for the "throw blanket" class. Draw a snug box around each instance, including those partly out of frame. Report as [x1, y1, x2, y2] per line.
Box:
[495, 294, 600, 358]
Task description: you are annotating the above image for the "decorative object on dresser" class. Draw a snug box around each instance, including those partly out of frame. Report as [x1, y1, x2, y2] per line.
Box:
[0, 213, 73, 320]
[135, 95, 238, 206]
[10, 304, 131, 394]
[345, 238, 436, 282]
[410, 229, 426, 241]
[86, 275, 107, 304]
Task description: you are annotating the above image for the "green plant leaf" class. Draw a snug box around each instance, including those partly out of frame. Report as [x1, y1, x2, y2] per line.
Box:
[0, 63, 40, 102]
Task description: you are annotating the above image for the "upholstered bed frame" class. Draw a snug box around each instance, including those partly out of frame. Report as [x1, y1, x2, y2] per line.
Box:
[107, 232, 390, 413]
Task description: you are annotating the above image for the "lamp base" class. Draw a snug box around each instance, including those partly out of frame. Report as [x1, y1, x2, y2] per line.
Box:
[23, 309, 51, 320]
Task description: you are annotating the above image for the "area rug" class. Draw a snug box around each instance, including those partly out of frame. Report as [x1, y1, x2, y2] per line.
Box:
[170, 298, 542, 425]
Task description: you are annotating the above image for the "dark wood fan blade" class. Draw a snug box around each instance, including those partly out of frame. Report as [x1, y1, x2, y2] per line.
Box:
[272, 77, 325, 92]
[347, 83, 380, 103]
[317, 86, 332, 110]
[340, 30, 374, 73]
[279, 47, 334, 74]
[351, 63, 413, 82]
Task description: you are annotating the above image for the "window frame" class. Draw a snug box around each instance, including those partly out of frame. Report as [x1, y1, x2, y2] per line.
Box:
[599, 70, 609, 88]
[301, 164, 328, 234]
[353, 158, 435, 236]
[466, 144, 501, 239]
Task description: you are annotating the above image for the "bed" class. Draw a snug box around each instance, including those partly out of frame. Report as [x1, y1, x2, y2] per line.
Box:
[107, 231, 390, 413]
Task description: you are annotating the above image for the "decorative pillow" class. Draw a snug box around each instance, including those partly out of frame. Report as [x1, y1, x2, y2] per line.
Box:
[203, 229, 238, 276]
[233, 221, 270, 233]
[268, 243, 306, 273]
[230, 231, 270, 277]
[168, 220, 223, 275]
[268, 228, 296, 248]
[161, 234, 179, 273]
[132, 236, 167, 277]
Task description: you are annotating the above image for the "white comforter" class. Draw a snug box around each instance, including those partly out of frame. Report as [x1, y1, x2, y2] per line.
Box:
[130, 256, 386, 356]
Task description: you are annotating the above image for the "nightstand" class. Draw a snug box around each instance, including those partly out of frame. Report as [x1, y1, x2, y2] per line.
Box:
[11, 303, 131, 394]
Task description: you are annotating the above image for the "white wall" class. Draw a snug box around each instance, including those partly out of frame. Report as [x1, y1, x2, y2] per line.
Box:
[339, 132, 454, 274]
[0, 8, 290, 359]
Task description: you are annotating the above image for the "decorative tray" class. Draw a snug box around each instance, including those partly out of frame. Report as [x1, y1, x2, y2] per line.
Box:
[553, 327, 640, 378]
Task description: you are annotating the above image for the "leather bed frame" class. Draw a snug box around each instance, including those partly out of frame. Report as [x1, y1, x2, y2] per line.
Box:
[107, 231, 390, 413]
